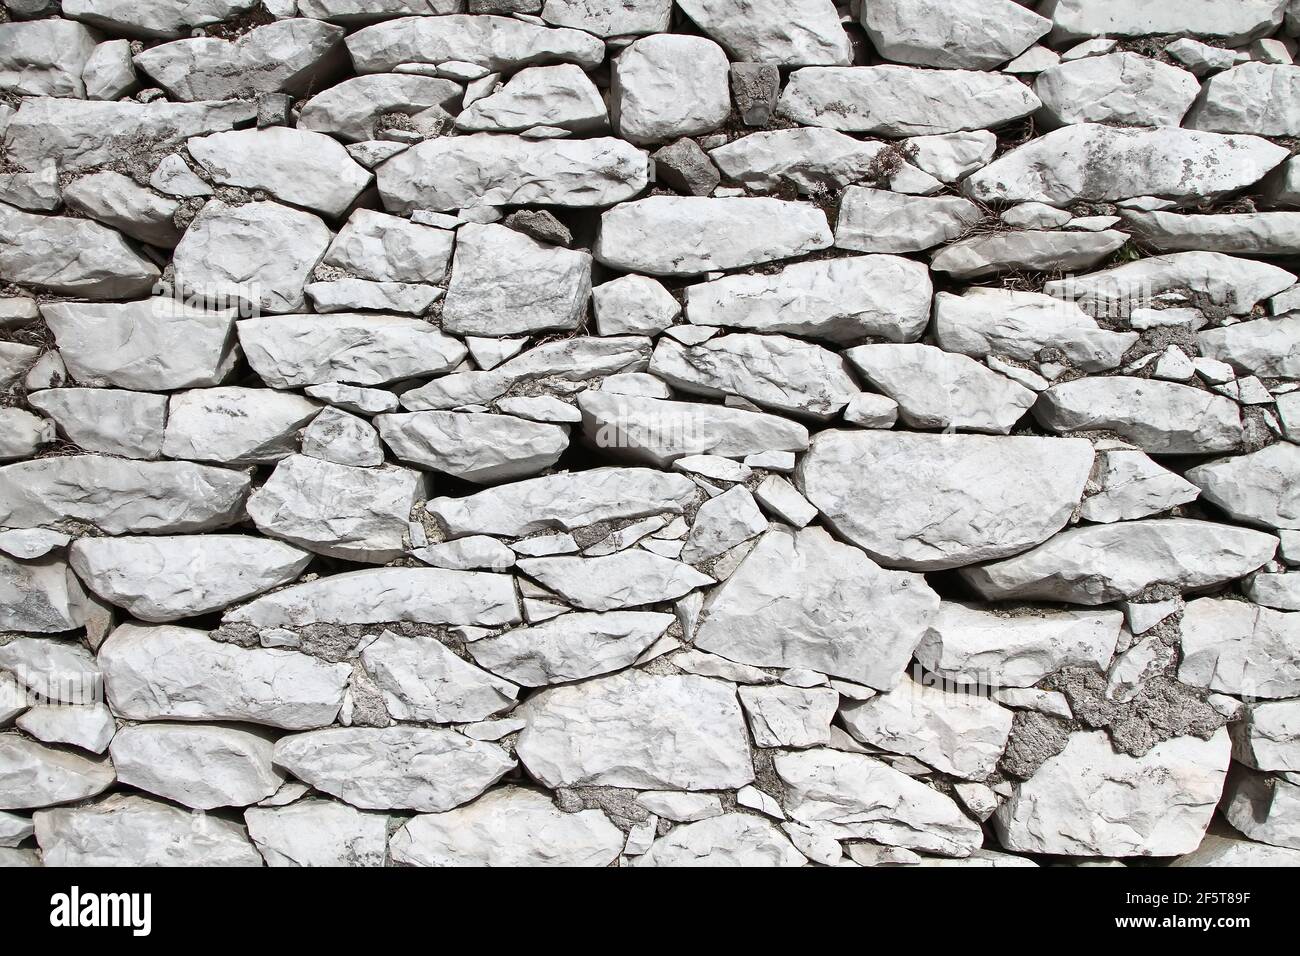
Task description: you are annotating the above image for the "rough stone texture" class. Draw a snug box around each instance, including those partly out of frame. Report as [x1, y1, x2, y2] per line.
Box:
[861, 0, 1049, 70]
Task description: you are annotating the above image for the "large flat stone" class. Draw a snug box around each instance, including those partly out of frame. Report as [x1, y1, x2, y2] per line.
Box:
[0, 204, 159, 299]
[346, 14, 605, 73]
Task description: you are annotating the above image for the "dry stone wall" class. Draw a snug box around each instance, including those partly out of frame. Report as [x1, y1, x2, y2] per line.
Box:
[1, 0, 1300, 867]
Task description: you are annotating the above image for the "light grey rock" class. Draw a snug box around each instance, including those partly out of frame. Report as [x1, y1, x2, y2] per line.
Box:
[796, 430, 1093, 571]
[43, 299, 236, 392]
[378, 134, 647, 213]
[650, 334, 859, 421]
[516, 551, 712, 611]
[35, 794, 261, 866]
[240, 314, 465, 390]
[133, 19, 345, 101]
[62, 0, 259, 38]
[69, 535, 312, 623]
[346, 14, 605, 73]
[906, 130, 998, 182]
[296, 0, 462, 20]
[635, 790, 722, 823]
[1081, 449, 1201, 523]
[427, 467, 697, 539]
[680, 486, 767, 565]
[81, 39, 138, 101]
[675, 0, 848, 66]
[24, 389, 162, 461]
[516, 669, 753, 790]
[299, 74, 463, 142]
[361, 630, 517, 723]
[540, 0, 670, 36]
[0, 637, 100, 706]
[861, 0, 1048, 70]
[0, 529, 69, 562]
[1035, 379, 1243, 454]
[845, 343, 1036, 434]
[0, 204, 159, 300]
[274, 726, 514, 812]
[301, 407, 384, 467]
[1034, 53, 1201, 128]
[684, 254, 932, 345]
[994, 729, 1231, 857]
[1247, 572, 1300, 612]
[577, 391, 808, 468]
[1233, 700, 1300, 771]
[595, 196, 832, 276]
[440, 224, 590, 336]
[1045, 252, 1295, 317]
[1222, 766, 1300, 850]
[0, 19, 100, 98]
[1, 98, 255, 172]
[0, 811, 34, 848]
[775, 749, 983, 857]
[187, 128, 371, 220]
[778, 66, 1040, 135]
[457, 64, 606, 133]
[635, 813, 805, 866]
[933, 289, 1137, 373]
[1186, 63, 1300, 136]
[611, 35, 730, 144]
[1179, 598, 1300, 699]
[966, 125, 1289, 205]
[1047, 0, 1288, 44]
[835, 188, 982, 255]
[1186, 444, 1300, 531]
[468, 611, 673, 686]
[592, 275, 679, 337]
[247, 455, 425, 564]
[0, 735, 114, 811]
[0, 556, 87, 634]
[307, 280, 440, 316]
[172, 200, 330, 315]
[0, 456, 249, 536]
[931, 230, 1128, 279]
[149, 153, 213, 198]
[1172, 830, 1300, 867]
[412, 536, 516, 571]
[305, 385, 400, 418]
[918, 603, 1121, 688]
[109, 724, 282, 810]
[163, 387, 320, 466]
[694, 526, 938, 689]
[62, 171, 182, 248]
[963, 519, 1279, 605]
[841, 677, 1013, 779]
[245, 798, 388, 867]
[1200, 315, 1300, 378]
[707, 127, 888, 194]
[375, 411, 567, 484]
[738, 685, 837, 749]
[101, 623, 349, 729]
[1125, 210, 1300, 257]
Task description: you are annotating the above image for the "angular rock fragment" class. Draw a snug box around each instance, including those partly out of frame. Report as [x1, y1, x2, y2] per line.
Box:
[707, 127, 889, 193]
[931, 230, 1127, 280]
[69, 535, 312, 623]
[0, 20, 93, 97]
[860, 0, 1049, 70]
[0, 735, 114, 810]
[635, 813, 805, 866]
[468, 611, 673, 686]
[361, 630, 517, 723]
[1034, 53, 1201, 128]
[0, 554, 88, 633]
[376, 411, 569, 484]
[516, 552, 712, 611]
[796, 431, 1093, 571]
[1045, 0, 1287, 45]
[962, 519, 1279, 605]
[1199, 315, 1300, 378]
[516, 670, 753, 790]
[1081, 450, 1201, 523]
[738, 685, 837, 749]
[0, 637, 101, 705]
[299, 74, 463, 142]
[273, 726, 514, 812]
[1125, 210, 1300, 256]
[1186, 62, 1300, 135]
[680, 486, 767, 565]
[322, 209, 454, 284]
[1172, 830, 1300, 867]
[62, 0, 260, 39]
[835, 188, 982, 255]
[1232, 700, 1300, 772]
[101, 623, 350, 729]
[1179, 598, 1300, 699]
[163, 387, 320, 466]
[993, 729, 1231, 857]
[457, 64, 606, 133]
[676, 0, 849, 66]
[109, 724, 283, 810]
[348, 14, 605, 73]
[612, 35, 730, 143]
[63, 171, 182, 248]
[778, 66, 1040, 135]
[0, 204, 159, 300]
[245, 798, 388, 868]
[540, 0, 671, 37]
[1186, 444, 1300, 531]
[1221, 766, 1300, 851]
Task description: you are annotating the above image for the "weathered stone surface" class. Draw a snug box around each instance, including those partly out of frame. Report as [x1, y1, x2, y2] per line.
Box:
[1187, 444, 1300, 531]
[1200, 315, 1300, 378]
[592, 274, 679, 336]
[917, 603, 1122, 688]
[378, 135, 647, 213]
[0, 735, 114, 810]
[963, 519, 1279, 605]
[63, 171, 182, 248]
[680, 486, 767, 564]
[1045, 0, 1287, 45]
[994, 729, 1231, 857]
[188, 128, 371, 219]
[635, 812, 805, 866]
[842, 677, 1013, 779]
[650, 334, 859, 420]
[0, 554, 87, 633]
[1222, 765, 1300, 850]
[931, 230, 1128, 280]
[516, 670, 753, 790]
[1179, 598, 1300, 699]
[1034, 379, 1243, 454]
[134, 19, 345, 101]
[863, 0, 1048, 70]
[1034, 53, 1201, 128]
[676, 0, 849, 66]
[427, 467, 697, 539]
[846, 344, 1036, 434]
[1232, 700, 1300, 771]
[35, 794, 261, 867]
[109, 724, 283, 810]
[247, 455, 425, 563]
[1125, 210, 1300, 256]
[835, 188, 982, 255]
[391, 786, 623, 866]
[707, 128, 888, 193]
[468, 611, 673, 686]
[1081, 450, 1201, 523]
[225, 568, 521, 628]
[245, 798, 388, 867]
[172, 200, 330, 315]
[738, 685, 837, 749]
[966, 125, 1289, 205]
[274, 726, 514, 812]
[101, 623, 350, 729]
[43, 299, 237, 392]
[458, 64, 606, 133]
[299, 74, 463, 142]
[775, 749, 984, 856]
[0, 637, 100, 705]
[516, 551, 711, 611]
[348, 14, 605, 73]
[323, 210, 454, 284]
[796, 431, 1093, 571]
[296, 0, 463, 21]
[1186, 63, 1300, 135]
[693, 526, 938, 688]
[934, 289, 1138, 373]
[778, 66, 1040, 135]
[1173, 830, 1300, 867]
[163, 387, 320, 466]
[612, 35, 730, 143]
[376, 411, 568, 484]
[62, 0, 260, 39]
[540, 0, 671, 37]
[69, 535, 312, 623]
[0, 204, 159, 299]
[361, 630, 517, 723]
[684, 255, 933, 345]
[0, 456, 250, 536]
[594, 196, 832, 276]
